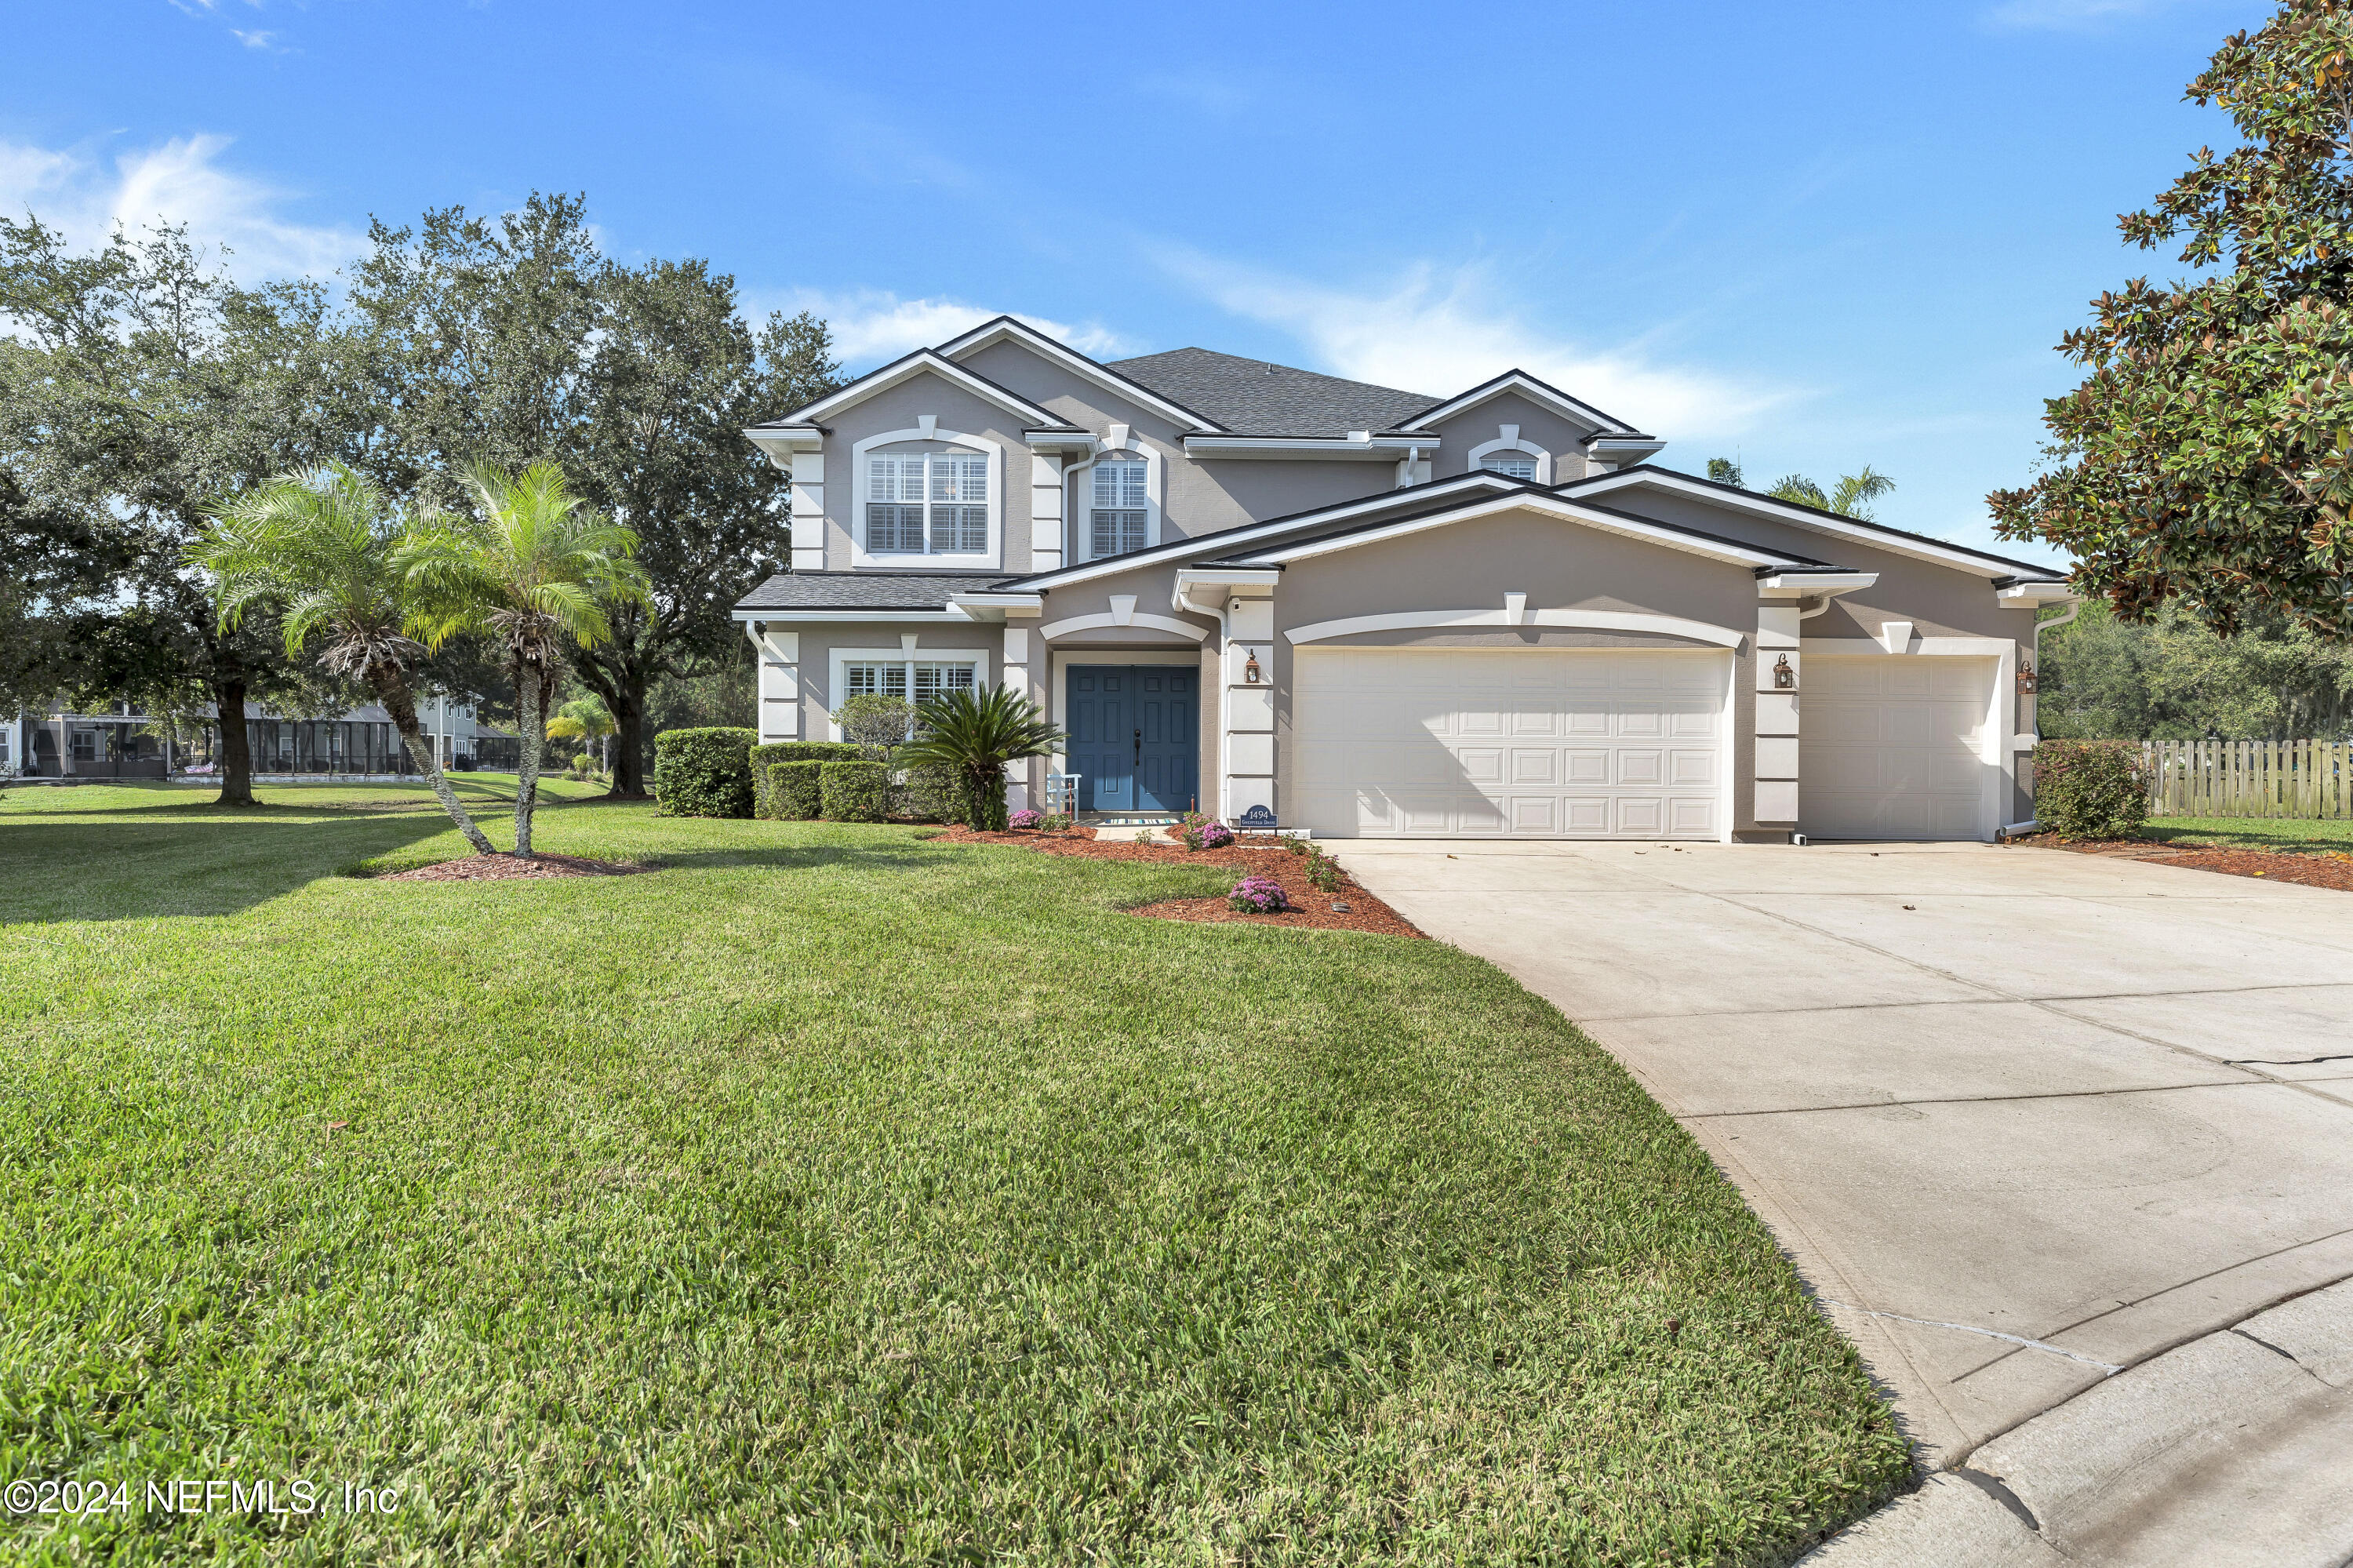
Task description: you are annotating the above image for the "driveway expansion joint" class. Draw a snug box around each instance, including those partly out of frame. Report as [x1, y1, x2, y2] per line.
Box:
[1818, 1301, 2122, 1373]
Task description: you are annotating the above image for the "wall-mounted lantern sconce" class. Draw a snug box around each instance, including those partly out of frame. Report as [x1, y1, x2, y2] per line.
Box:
[1772, 654, 1796, 690]
[1243, 651, 1264, 684]
[2017, 660, 2038, 696]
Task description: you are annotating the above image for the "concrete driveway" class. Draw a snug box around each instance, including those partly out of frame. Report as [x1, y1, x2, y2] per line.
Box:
[1341, 838, 2353, 1565]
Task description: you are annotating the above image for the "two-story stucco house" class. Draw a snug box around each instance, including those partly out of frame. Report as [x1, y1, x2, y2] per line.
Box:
[731, 316, 2074, 841]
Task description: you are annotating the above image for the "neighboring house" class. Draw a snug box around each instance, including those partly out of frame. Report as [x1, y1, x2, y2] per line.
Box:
[7, 694, 514, 780]
[731, 317, 2073, 841]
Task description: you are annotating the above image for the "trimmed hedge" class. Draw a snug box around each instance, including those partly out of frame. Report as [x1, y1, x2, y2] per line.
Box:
[751, 741, 863, 818]
[653, 727, 757, 818]
[766, 761, 823, 821]
[2035, 738, 2152, 840]
[820, 761, 889, 823]
[894, 763, 965, 825]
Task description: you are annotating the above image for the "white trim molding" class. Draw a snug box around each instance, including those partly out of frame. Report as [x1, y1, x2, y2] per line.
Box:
[1182, 433, 1442, 461]
[781, 348, 1059, 427]
[849, 425, 1006, 569]
[1286, 602, 1747, 649]
[1243, 492, 1798, 571]
[823, 644, 991, 740]
[1067, 438, 1165, 562]
[1466, 425, 1552, 484]
[1038, 609, 1211, 642]
[936, 315, 1225, 431]
[1397, 369, 1636, 437]
[1571, 468, 2064, 581]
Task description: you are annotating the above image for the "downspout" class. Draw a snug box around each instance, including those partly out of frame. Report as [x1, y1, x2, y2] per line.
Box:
[2002, 598, 2083, 839]
[1174, 577, 1229, 819]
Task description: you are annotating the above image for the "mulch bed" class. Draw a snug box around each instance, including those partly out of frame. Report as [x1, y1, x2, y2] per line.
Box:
[2017, 834, 2353, 892]
[376, 853, 650, 882]
[928, 824, 1427, 937]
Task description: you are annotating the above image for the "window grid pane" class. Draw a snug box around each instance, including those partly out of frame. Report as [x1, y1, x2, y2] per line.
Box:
[868, 451, 989, 555]
[1091, 508, 1146, 556]
[1482, 453, 1538, 480]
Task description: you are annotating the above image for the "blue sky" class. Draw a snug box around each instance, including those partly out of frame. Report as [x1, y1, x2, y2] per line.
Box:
[2, 0, 2273, 559]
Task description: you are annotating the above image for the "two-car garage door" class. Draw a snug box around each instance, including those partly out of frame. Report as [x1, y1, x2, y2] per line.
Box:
[1293, 647, 1728, 839]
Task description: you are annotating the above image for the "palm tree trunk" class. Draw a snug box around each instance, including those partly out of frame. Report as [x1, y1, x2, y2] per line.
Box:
[515, 668, 544, 857]
[373, 674, 498, 856]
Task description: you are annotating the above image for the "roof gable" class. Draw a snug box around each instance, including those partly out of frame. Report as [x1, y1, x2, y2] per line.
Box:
[1569, 467, 2065, 581]
[760, 347, 1076, 431]
[933, 315, 1226, 432]
[1399, 369, 1641, 437]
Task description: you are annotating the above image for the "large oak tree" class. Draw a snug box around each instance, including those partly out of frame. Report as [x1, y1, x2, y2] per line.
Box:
[0, 219, 351, 803]
[1991, 0, 2353, 637]
[349, 195, 840, 795]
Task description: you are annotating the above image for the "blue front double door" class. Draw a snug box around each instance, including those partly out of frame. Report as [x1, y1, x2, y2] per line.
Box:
[1067, 665, 1198, 814]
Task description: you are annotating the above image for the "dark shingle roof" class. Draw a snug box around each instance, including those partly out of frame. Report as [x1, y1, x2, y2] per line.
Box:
[1104, 347, 1440, 438]
[736, 572, 1016, 612]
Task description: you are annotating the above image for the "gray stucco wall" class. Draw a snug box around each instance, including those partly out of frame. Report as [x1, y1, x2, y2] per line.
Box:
[954, 341, 1393, 553]
[1261, 507, 1768, 835]
[811, 374, 1038, 575]
[1424, 390, 1597, 483]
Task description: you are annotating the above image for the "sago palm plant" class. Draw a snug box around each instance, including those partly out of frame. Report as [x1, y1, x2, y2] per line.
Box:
[896, 684, 1065, 831]
[399, 462, 648, 857]
[187, 463, 500, 855]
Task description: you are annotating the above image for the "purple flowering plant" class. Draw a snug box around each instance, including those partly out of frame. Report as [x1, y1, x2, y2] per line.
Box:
[1008, 809, 1043, 830]
[1227, 874, 1289, 914]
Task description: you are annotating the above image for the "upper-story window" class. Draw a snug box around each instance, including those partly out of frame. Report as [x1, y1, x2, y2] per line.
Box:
[867, 451, 987, 555]
[1089, 457, 1148, 557]
[1480, 452, 1538, 480]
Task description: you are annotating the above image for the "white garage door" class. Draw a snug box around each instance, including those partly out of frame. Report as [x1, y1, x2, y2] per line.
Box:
[1293, 647, 1729, 839]
[1800, 656, 1995, 840]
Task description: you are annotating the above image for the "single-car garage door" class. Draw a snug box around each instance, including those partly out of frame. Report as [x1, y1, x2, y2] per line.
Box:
[1293, 646, 1729, 839]
[1800, 655, 1995, 839]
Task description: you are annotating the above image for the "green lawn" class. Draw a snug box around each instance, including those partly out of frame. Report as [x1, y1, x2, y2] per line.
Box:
[0, 784, 1906, 1565]
[2143, 813, 2353, 853]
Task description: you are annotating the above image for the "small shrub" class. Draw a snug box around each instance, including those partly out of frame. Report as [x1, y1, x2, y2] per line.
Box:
[1184, 819, 1235, 850]
[1282, 834, 1312, 857]
[833, 693, 915, 759]
[751, 741, 863, 818]
[895, 763, 965, 824]
[1008, 808, 1042, 831]
[766, 760, 822, 820]
[2035, 739, 2152, 840]
[1307, 848, 1342, 892]
[653, 727, 757, 818]
[1228, 875, 1289, 915]
[820, 760, 889, 822]
[1038, 813, 1071, 834]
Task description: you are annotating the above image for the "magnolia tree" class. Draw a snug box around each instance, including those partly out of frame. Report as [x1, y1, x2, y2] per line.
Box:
[1991, 1, 2353, 637]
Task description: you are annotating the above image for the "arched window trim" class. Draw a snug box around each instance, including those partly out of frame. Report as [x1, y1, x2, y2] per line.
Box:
[1065, 430, 1164, 562]
[1467, 424, 1553, 485]
[849, 423, 1005, 567]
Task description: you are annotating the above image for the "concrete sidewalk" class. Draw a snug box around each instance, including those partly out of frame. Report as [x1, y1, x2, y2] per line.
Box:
[1339, 839, 2353, 1565]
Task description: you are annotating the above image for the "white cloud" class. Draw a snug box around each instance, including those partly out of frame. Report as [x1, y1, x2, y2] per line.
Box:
[230, 28, 281, 49]
[758, 289, 1135, 369]
[0, 133, 361, 281]
[1158, 251, 1795, 442]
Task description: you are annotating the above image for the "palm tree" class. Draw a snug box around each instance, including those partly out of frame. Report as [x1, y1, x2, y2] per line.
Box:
[186, 464, 500, 855]
[1768, 466, 1896, 521]
[895, 685, 1065, 832]
[399, 462, 649, 857]
[546, 693, 616, 777]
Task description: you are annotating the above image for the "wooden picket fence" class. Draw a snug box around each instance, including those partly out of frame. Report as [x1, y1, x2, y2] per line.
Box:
[2141, 739, 2353, 819]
